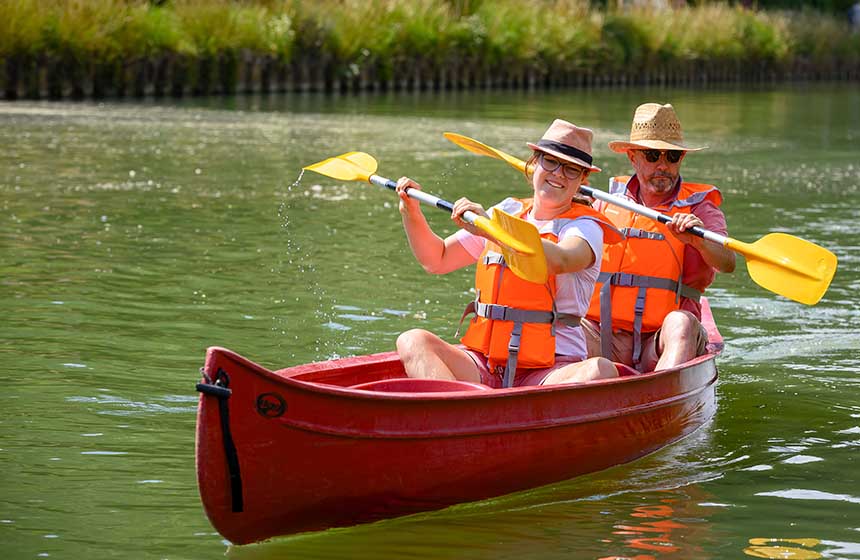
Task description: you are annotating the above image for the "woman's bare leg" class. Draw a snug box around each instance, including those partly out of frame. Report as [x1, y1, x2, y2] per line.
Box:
[396, 329, 482, 383]
[542, 357, 618, 385]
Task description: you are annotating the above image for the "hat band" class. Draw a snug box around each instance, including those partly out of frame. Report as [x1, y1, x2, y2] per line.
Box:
[535, 140, 592, 165]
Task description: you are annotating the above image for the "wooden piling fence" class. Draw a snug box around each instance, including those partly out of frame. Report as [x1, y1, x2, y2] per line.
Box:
[2, 53, 858, 101]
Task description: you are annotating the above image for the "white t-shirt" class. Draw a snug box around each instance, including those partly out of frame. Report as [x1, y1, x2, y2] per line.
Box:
[452, 202, 604, 360]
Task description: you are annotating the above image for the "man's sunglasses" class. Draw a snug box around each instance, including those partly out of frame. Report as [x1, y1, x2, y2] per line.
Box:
[641, 149, 684, 164]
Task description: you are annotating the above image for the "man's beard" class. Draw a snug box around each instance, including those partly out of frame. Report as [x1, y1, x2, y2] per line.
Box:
[647, 173, 676, 191]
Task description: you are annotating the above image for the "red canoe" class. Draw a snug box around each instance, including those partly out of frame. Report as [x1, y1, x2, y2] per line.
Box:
[196, 299, 723, 545]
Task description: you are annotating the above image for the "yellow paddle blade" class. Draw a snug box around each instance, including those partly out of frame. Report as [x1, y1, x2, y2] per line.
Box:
[303, 151, 377, 182]
[728, 233, 837, 305]
[471, 216, 538, 256]
[485, 209, 547, 284]
[443, 132, 527, 174]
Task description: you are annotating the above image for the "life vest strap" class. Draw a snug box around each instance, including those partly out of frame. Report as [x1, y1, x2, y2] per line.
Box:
[622, 227, 665, 240]
[597, 272, 702, 302]
[457, 300, 581, 334]
[632, 286, 647, 366]
[483, 252, 506, 266]
[502, 322, 523, 389]
[476, 302, 581, 327]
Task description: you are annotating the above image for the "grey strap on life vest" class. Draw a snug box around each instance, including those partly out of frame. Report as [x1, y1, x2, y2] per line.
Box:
[621, 227, 665, 241]
[597, 272, 702, 302]
[632, 286, 647, 366]
[474, 302, 555, 324]
[502, 321, 523, 389]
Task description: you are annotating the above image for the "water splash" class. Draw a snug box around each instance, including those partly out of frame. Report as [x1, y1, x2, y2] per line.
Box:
[275, 168, 352, 362]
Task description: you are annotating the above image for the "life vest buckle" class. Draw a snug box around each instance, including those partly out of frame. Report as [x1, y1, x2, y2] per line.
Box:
[611, 272, 636, 287]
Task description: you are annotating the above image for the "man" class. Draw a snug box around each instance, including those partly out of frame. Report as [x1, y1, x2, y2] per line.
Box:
[582, 103, 736, 372]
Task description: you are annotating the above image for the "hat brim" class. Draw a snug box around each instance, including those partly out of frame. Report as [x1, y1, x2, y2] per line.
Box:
[527, 142, 601, 173]
[608, 139, 707, 153]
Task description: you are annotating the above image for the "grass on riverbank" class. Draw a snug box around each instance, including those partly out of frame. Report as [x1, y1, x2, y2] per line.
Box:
[1, 0, 857, 85]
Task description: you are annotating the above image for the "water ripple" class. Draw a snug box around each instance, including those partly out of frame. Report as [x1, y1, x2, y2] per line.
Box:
[756, 489, 860, 506]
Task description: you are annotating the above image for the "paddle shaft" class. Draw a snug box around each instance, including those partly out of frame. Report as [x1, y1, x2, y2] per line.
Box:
[578, 185, 727, 245]
[368, 174, 484, 228]
[579, 185, 818, 276]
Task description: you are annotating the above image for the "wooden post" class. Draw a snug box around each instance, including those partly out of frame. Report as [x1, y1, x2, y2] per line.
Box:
[4, 55, 20, 100]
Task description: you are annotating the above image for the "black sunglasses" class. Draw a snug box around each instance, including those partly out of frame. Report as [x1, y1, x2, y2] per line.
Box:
[641, 149, 684, 164]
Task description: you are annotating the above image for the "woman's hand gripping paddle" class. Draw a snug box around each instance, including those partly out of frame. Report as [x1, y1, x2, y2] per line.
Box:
[303, 152, 548, 283]
[443, 132, 837, 305]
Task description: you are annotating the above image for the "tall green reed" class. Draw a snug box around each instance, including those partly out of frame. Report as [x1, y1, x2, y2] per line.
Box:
[1, 0, 856, 91]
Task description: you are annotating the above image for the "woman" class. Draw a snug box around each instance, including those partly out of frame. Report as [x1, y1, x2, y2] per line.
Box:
[395, 120, 621, 388]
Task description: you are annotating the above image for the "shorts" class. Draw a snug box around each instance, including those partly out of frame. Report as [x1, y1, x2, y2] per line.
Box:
[581, 316, 708, 372]
[462, 348, 584, 388]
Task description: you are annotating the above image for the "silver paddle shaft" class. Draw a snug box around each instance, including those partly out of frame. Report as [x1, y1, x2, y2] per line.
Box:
[370, 174, 481, 226]
[579, 185, 728, 247]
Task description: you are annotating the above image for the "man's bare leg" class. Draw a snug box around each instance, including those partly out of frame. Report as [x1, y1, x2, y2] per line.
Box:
[655, 311, 702, 370]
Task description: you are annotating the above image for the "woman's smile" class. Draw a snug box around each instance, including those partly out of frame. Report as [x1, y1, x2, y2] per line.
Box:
[544, 177, 568, 190]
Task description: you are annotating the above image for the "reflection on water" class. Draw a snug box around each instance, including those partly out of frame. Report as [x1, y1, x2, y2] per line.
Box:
[2, 84, 860, 559]
[598, 493, 713, 559]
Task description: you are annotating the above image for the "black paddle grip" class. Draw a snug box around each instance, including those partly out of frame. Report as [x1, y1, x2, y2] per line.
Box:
[437, 200, 454, 213]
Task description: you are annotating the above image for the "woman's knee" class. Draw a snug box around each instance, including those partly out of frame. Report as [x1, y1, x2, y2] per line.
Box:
[545, 357, 618, 384]
[593, 357, 619, 379]
[396, 329, 436, 356]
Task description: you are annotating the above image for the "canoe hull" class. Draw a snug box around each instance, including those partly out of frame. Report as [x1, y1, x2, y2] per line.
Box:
[196, 348, 717, 544]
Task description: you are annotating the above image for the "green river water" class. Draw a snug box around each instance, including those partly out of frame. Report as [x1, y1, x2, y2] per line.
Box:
[2, 84, 859, 559]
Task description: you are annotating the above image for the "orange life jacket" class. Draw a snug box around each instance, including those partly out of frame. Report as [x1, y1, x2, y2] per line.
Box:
[460, 197, 622, 387]
[585, 176, 722, 367]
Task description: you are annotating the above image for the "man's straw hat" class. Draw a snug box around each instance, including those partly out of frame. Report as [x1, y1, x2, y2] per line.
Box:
[608, 103, 706, 153]
[527, 119, 601, 172]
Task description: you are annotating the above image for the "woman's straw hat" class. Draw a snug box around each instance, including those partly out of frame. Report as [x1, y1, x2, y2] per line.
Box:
[527, 119, 601, 172]
[608, 103, 706, 153]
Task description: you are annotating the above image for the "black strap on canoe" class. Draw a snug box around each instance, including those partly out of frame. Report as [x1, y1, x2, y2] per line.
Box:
[196, 367, 243, 513]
